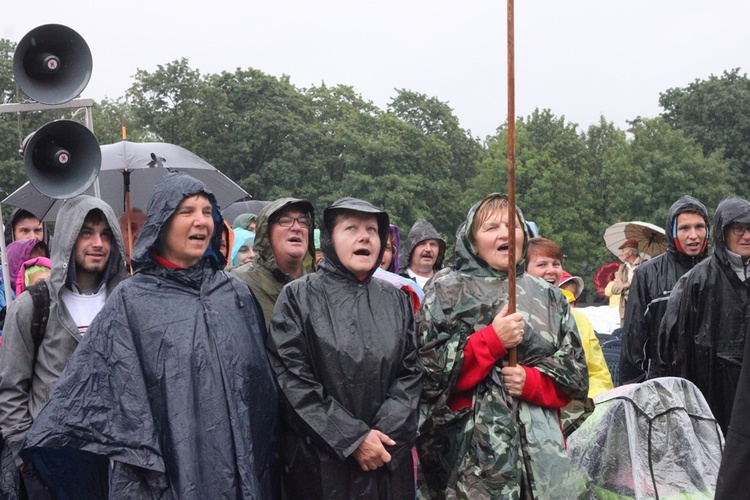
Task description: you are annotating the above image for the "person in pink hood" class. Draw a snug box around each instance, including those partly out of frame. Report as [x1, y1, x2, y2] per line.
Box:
[6, 239, 51, 297]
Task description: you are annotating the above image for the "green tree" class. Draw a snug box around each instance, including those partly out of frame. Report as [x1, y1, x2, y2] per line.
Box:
[388, 89, 483, 187]
[92, 97, 152, 144]
[626, 117, 730, 224]
[581, 117, 635, 223]
[0, 38, 25, 198]
[468, 109, 602, 280]
[126, 58, 210, 147]
[659, 69, 750, 197]
[0, 38, 16, 105]
[467, 111, 729, 297]
[376, 90, 485, 242]
[202, 68, 318, 200]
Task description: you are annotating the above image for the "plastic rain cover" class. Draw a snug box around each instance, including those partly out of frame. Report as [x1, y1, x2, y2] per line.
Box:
[567, 377, 724, 499]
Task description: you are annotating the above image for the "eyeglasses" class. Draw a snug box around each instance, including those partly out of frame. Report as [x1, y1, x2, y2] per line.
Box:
[275, 215, 311, 228]
[730, 224, 750, 237]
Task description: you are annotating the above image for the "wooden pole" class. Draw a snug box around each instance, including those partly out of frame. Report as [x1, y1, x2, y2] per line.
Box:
[124, 169, 134, 275]
[507, 0, 517, 367]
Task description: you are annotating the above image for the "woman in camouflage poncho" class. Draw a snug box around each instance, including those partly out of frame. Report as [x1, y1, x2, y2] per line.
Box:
[417, 194, 588, 499]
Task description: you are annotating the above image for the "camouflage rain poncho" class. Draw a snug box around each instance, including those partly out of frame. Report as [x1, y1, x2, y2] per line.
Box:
[416, 197, 588, 499]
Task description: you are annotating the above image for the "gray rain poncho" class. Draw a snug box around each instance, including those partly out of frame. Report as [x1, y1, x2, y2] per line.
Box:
[21, 173, 279, 498]
[567, 377, 724, 499]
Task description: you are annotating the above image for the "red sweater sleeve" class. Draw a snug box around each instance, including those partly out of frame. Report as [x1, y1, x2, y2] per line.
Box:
[448, 326, 507, 411]
[519, 366, 571, 408]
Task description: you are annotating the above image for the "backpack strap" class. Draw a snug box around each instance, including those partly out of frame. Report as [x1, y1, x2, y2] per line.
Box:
[27, 280, 51, 357]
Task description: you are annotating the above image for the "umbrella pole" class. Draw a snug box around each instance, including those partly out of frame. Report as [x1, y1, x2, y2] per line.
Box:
[123, 169, 133, 275]
[0, 203, 13, 303]
[507, 0, 517, 367]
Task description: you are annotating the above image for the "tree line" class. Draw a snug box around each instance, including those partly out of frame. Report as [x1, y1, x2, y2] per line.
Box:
[1, 37, 747, 301]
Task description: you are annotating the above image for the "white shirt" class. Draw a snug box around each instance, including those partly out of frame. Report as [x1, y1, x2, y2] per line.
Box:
[407, 268, 431, 289]
[60, 285, 107, 335]
[625, 257, 642, 283]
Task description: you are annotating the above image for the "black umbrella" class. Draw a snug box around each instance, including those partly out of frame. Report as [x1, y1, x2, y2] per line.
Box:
[221, 200, 271, 226]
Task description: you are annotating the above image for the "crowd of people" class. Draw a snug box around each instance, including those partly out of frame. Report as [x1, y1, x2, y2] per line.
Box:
[0, 177, 747, 498]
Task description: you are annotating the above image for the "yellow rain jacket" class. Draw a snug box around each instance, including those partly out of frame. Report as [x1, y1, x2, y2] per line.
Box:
[561, 288, 614, 398]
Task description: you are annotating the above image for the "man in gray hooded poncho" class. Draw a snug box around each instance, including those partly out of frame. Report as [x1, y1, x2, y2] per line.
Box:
[398, 218, 446, 289]
[0, 196, 127, 497]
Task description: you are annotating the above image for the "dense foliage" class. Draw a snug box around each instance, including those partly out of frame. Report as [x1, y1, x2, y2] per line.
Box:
[0, 39, 741, 301]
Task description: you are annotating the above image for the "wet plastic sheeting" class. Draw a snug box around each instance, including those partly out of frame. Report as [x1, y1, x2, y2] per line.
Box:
[567, 377, 724, 499]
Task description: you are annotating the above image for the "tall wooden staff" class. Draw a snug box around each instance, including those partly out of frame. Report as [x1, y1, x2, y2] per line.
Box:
[506, 0, 518, 367]
[121, 126, 134, 275]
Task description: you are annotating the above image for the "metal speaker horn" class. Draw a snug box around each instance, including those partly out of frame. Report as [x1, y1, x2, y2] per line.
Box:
[23, 120, 101, 199]
[13, 24, 93, 105]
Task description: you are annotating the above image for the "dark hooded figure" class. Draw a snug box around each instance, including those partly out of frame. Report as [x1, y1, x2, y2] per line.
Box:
[266, 197, 423, 499]
[620, 195, 710, 383]
[397, 218, 446, 288]
[22, 172, 279, 499]
[659, 196, 750, 435]
[716, 206, 750, 497]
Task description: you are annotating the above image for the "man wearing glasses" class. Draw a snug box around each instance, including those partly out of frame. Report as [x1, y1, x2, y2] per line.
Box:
[659, 196, 750, 435]
[232, 198, 316, 328]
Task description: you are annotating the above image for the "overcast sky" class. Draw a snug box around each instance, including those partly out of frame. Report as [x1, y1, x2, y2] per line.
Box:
[3, 0, 748, 139]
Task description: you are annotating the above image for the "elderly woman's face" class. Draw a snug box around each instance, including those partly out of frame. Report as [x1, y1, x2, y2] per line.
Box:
[332, 213, 381, 278]
[473, 208, 524, 271]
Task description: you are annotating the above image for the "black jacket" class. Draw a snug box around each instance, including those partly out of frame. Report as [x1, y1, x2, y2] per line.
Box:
[23, 173, 279, 498]
[659, 196, 750, 434]
[266, 197, 423, 499]
[620, 195, 709, 383]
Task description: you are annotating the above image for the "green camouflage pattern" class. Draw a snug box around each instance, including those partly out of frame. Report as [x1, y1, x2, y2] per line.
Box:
[416, 196, 588, 499]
